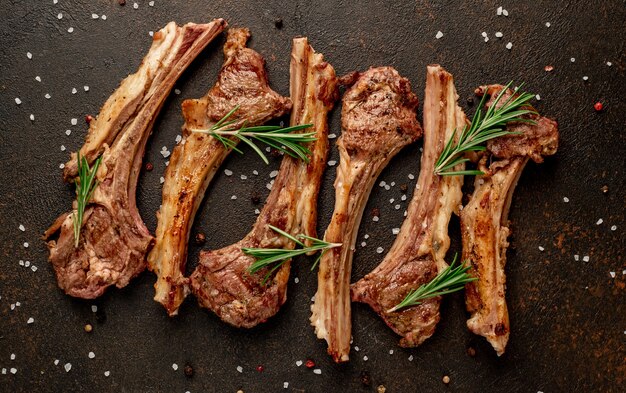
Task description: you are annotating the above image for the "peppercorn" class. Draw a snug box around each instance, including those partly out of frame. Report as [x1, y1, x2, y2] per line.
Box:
[594, 102, 603, 112]
[466, 96, 474, 106]
[84, 323, 93, 333]
[305, 359, 315, 368]
[195, 232, 206, 245]
[251, 193, 261, 205]
[601, 185, 609, 194]
[183, 363, 194, 378]
[400, 183, 408, 192]
[118, 0, 126, 5]
[467, 346, 476, 357]
[274, 18, 283, 29]
[85, 114, 94, 124]
[442, 375, 451, 384]
[145, 162, 153, 171]
[371, 208, 380, 217]
[360, 370, 371, 386]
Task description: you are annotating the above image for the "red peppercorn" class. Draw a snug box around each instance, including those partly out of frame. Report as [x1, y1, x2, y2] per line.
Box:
[145, 162, 153, 171]
[594, 102, 603, 112]
[85, 114, 94, 124]
[256, 365, 264, 372]
[305, 359, 315, 368]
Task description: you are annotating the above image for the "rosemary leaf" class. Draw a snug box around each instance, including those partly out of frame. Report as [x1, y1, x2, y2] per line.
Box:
[72, 153, 102, 247]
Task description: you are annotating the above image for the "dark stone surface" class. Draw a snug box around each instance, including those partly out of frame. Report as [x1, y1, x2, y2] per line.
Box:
[0, 1, 624, 392]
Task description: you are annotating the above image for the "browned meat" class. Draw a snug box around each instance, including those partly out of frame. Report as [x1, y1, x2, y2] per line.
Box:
[43, 20, 227, 298]
[311, 67, 422, 362]
[148, 28, 292, 316]
[351, 65, 467, 347]
[189, 37, 338, 327]
[463, 84, 559, 355]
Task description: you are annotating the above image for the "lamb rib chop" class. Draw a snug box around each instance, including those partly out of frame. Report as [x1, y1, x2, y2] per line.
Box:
[44, 20, 227, 298]
[189, 37, 338, 327]
[351, 65, 467, 348]
[462, 84, 558, 356]
[311, 67, 422, 362]
[147, 28, 292, 316]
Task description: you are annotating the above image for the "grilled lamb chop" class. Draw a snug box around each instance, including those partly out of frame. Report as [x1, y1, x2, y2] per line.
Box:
[462, 84, 558, 356]
[189, 37, 338, 327]
[148, 28, 292, 316]
[311, 67, 422, 362]
[351, 65, 467, 348]
[44, 20, 227, 298]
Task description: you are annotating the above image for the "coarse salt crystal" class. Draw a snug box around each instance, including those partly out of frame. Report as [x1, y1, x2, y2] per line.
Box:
[88, 351, 95, 359]
[570, 58, 576, 63]
[84, 86, 90, 92]
[296, 360, 303, 367]
[384, 185, 390, 190]
[395, 204, 401, 210]
[231, 195, 237, 200]
[408, 173, 415, 180]
[19, 224, 25, 231]
[45, 93, 51, 99]
[253, 170, 259, 175]
[72, 88, 77, 94]
[104, 371, 110, 377]
[15, 98, 22, 105]
[582, 256, 590, 262]
[408, 355, 414, 361]
[10, 354, 15, 360]
[224, 169, 233, 176]
[328, 133, 337, 139]
[149, 31, 154, 37]
[536, 94, 541, 101]
[160, 177, 165, 184]
[574, 254, 579, 261]
[175, 135, 182, 143]
[254, 209, 260, 215]
[481, 32, 488, 38]
[363, 355, 368, 361]
[23, 242, 29, 248]
[172, 363, 178, 371]
[506, 42, 513, 50]
[364, 234, 370, 239]
[10, 368, 17, 374]
[91, 305, 98, 312]
[54, 359, 59, 366]
[313, 369, 322, 375]
[149, 1, 155, 6]
[101, 15, 107, 20]
[563, 197, 569, 202]
[497, 6, 502, 15]
[71, 118, 78, 125]
[266, 182, 273, 190]
[92, 14, 99, 19]
[269, 170, 279, 178]
[606, 61, 612, 66]
[57, 12, 63, 19]
[610, 225, 617, 231]
[435, 31, 443, 39]
[392, 228, 400, 235]
[545, 22, 551, 27]
[372, 216, 379, 222]
[1, 368, 5, 375]
[389, 198, 395, 204]
[133, 2, 139, 9]
[174, 89, 181, 95]
[240, 175, 247, 180]
[64, 363, 72, 372]
[361, 241, 366, 247]
[379, 181, 386, 187]
[389, 349, 394, 355]
[25, 261, 31, 267]
[284, 382, 289, 389]
[236, 366, 243, 373]
[59, 163, 65, 169]
[294, 277, 299, 284]
[30, 114, 35, 121]
[68, 27, 74, 33]
[31, 266, 37, 272]
[596, 218, 603, 225]
[376, 247, 384, 254]
[502, 9, 509, 16]
[583, 76, 589, 81]
[538, 246, 545, 251]
[495, 32, 503, 38]
[328, 160, 337, 166]
[354, 346, 360, 351]
[390, 182, 395, 186]
[609, 272, 616, 278]
[27, 317, 34, 324]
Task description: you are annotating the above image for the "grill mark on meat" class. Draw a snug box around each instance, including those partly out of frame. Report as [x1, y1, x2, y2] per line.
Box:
[148, 28, 292, 316]
[189, 37, 338, 327]
[311, 67, 422, 362]
[44, 20, 227, 298]
[462, 84, 559, 356]
[351, 65, 466, 348]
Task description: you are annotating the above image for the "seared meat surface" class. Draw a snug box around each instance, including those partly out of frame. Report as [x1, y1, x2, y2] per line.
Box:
[189, 38, 338, 327]
[44, 20, 227, 298]
[148, 28, 292, 315]
[463, 84, 559, 355]
[310, 67, 422, 362]
[351, 65, 467, 347]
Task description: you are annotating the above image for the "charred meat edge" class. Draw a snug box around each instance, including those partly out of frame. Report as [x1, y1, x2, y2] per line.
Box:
[463, 84, 559, 355]
[44, 20, 227, 298]
[311, 67, 422, 362]
[147, 28, 292, 316]
[351, 65, 467, 347]
[189, 37, 338, 328]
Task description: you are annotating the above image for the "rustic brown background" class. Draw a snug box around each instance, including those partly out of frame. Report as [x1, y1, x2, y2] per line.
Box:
[0, 1, 624, 392]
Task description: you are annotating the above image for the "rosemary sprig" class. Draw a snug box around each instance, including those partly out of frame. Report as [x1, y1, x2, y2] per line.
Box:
[387, 254, 477, 313]
[243, 225, 341, 284]
[72, 153, 102, 247]
[434, 82, 537, 176]
[190, 105, 316, 164]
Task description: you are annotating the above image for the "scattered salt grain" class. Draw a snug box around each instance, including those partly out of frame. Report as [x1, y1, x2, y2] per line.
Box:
[254, 209, 260, 215]
[23, 242, 29, 248]
[506, 42, 513, 50]
[27, 317, 34, 324]
[384, 185, 390, 190]
[174, 89, 181, 95]
[435, 31, 443, 39]
[104, 371, 110, 377]
[253, 170, 259, 175]
[481, 32, 488, 38]
[389, 349, 394, 355]
[363, 355, 368, 361]
[570, 58, 576, 63]
[71, 118, 78, 125]
[294, 277, 299, 284]
[101, 15, 107, 20]
[270, 170, 279, 178]
[497, 6, 502, 15]
[563, 197, 569, 203]
[10, 368, 17, 375]
[88, 351, 95, 359]
[606, 61, 612, 67]
[15, 98, 22, 105]
[364, 234, 370, 239]
[379, 181, 386, 187]
[57, 12, 63, 19]
[1, 368, 6, 375]
[240, 175, 247, 180]
[328, 160, 337, 166]
[231, 195, 237, 200]
[583, 256, 590, 262]
[149, 1, 155, 6]
[583, 76, 589, 81]
[236, 366, 243, 373]
[149, 31, 154, 37]
[284, 382, 289, 389]
[596, 218, 603, 225]
[296, 360, 303, 366]
[408, 173, 414, 180]
[354, 346, 360, 351]
[67, 27, 74, 33]
[133, 2, 139, 9]
[84, 86, 90, 92]
[175, 135, 182, 143]
[389, 198, 395, 204]
[19, 224, 25, 232]
[536, 94, 541, 101]
[91, 305, 98, 313]
[538, 246, 545, 251]
[45, 93, 51, 99]
[172, 363, 178, 371]
[64, 363, 72, 372]
[313, 369, 322, 375]
[159, 177, 165, 184]
[408, 355, 414, 361]
[35, 76, 41, 82]
[372, 216, 379, 222]
[92, 14, 99, 19]
[609, 272, 616, 278]
[574, 254, 580, 261]
[10, 354, 15, 360]
[394, 204, 401, 210]
[328, 133, 337, 139]
[610, 225, 617, 231]
[545, 22, 551, 27]
[361, 242, 366, 247]
[71, 88, 77, 94]
[24, 261, 31, 267]
[59, 163, 65, 169]
[224, 169, 233, 176]
[392, 228, 400, 235]
[495, 32, 503, 38]
[31, 266, 37, 272]
[502, 9, 509, 16]
[376, 247, 384, 254]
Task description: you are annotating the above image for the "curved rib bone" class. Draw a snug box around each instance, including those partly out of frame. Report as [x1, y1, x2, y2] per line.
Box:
[311, 67, 422, 362]
[351, 65, 467, 347]
[462, 84, 559, 355]
[44, 20, 227, 299]
[189, 37, 338, 327]
[148, 28, 292, 316]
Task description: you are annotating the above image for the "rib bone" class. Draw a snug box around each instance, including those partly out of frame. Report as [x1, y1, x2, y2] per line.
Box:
[148, 28, 292, 315]
[189, 37, 338, 327]
[462, 84, 559, 355]
[311, 67, 422, 362]
[44, 20, 227, 298]
[351, 65, 467, 347]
